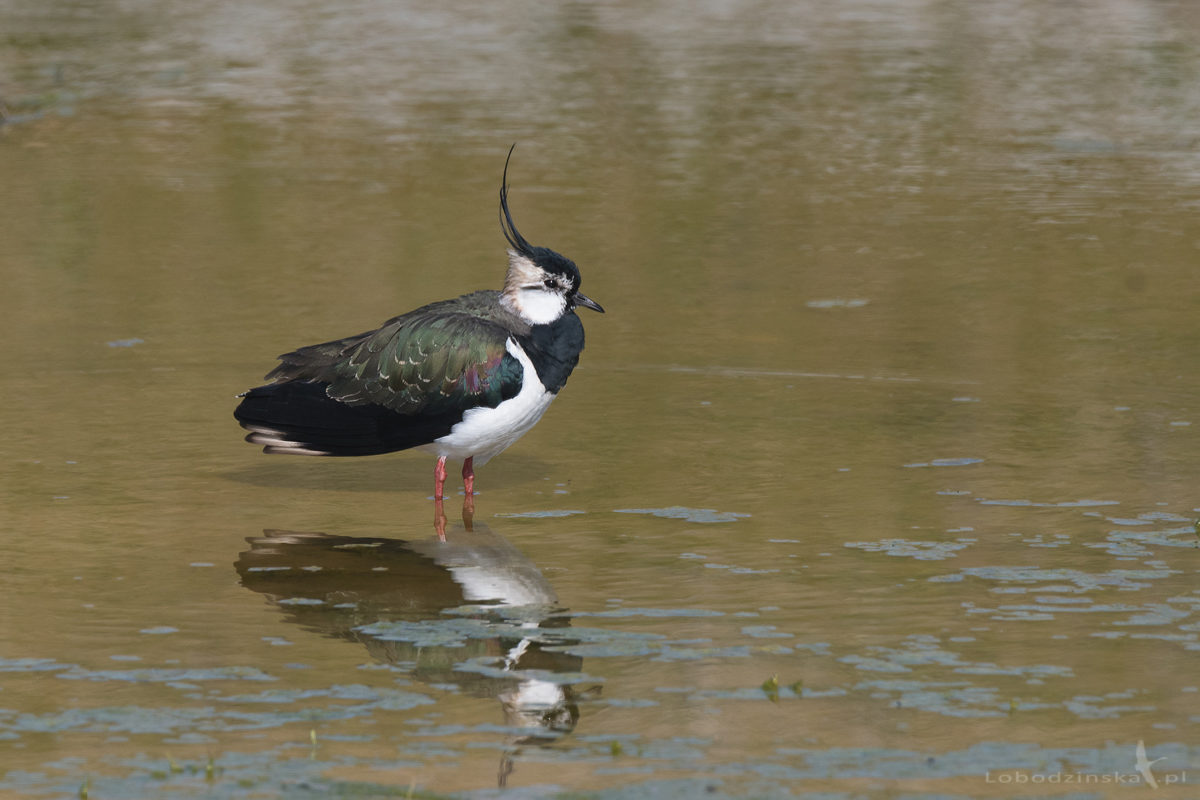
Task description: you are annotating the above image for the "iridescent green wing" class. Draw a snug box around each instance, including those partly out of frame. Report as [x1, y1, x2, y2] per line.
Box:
[321, 304, 523, 415]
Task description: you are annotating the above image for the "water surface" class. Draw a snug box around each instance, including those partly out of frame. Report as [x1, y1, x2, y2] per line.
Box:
[3, 1, 1200, 797]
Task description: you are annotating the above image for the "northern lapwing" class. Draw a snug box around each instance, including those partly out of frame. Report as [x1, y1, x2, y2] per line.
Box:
[234, 147, 604, 503]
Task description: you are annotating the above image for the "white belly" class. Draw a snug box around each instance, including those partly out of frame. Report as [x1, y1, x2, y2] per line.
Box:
[421, 339, 556, 465]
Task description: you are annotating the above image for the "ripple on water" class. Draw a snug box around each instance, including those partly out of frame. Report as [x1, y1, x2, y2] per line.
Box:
[614, 506, 751, 523]
[494, 509, 587, 518]
[805, 297, 869, 308]
[975, 497, 1121, 507]
[944, 565, 1175, 592]
[1085, 524, 1198, 558]
[0, 658, 71, 673]
[678, 552, 781, 576]
[902, 457, 984, 468]
[844, 538, 972, 560]
[1, 687, 431, 735]
[57, 665, 276, 684]
[840, 636, 1073, 678]
[573, 607, 725, 619]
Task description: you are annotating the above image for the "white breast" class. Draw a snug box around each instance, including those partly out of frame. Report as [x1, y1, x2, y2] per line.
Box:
[423, 339, 556, 465]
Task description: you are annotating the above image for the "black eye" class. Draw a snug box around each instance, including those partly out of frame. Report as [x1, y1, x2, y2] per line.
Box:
[543, 278, 557, 289]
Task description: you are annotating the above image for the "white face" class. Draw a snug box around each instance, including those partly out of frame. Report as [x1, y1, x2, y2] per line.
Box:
[512, 286, 568, 324]
[502, 251, 573, 325]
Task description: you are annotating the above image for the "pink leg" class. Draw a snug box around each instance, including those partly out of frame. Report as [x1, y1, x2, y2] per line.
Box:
[434, 456, 448, 500]
[462, 457, 475, 497]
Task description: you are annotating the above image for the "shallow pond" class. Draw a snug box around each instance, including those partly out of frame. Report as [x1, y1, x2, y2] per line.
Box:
[3, 1, 1200, 797]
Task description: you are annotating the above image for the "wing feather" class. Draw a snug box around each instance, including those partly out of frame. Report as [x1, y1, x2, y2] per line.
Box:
[263, 294, 524, 417]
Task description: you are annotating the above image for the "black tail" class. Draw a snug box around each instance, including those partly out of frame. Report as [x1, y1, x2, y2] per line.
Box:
[233, 382, 458, 457]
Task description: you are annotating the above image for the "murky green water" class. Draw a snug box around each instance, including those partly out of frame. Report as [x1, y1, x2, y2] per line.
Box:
[4, 2, 1200, 797]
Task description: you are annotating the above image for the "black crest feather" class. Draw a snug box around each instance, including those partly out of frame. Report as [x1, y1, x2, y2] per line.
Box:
[499, 144, 534, 256]
[496, 144, 585, 290]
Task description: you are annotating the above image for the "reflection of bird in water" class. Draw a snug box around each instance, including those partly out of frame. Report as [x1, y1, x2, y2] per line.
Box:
[234, 521, 598, 787]
[233, 145, 604, 509]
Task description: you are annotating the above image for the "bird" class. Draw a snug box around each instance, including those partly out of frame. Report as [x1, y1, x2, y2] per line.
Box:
[234, 146, 604, 503]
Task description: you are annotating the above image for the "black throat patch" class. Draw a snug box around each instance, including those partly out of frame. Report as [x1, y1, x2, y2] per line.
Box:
[516, 311, 586, 394]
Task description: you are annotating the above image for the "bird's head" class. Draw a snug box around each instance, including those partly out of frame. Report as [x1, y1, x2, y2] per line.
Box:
[498, 146, 604, 325]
